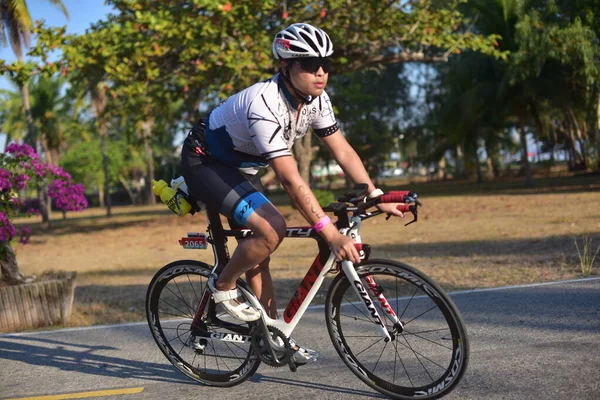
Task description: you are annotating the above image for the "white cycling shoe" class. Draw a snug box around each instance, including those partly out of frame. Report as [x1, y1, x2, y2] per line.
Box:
[208, 274, 261, 322]
[290, 338, 319, 365]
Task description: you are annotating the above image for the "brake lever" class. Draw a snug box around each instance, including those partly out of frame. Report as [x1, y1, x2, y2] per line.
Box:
[385, 201, 421, 226]
[404, 204, 419, 226]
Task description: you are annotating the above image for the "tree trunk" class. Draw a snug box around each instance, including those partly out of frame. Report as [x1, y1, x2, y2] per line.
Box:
[19, 72, 36, 146]
[38, 183, 51, 229]
[142, 118, 156, 205]
[20, 75, 52, 227]
[455, 145, 466, 179]
[516, 105, 534, 187]
[92, 82, 112, 217]
[98, 184, 105, 208]
[293, 133, 318, 185]
[0, 242, 23, 284]
[474, 149, 483, 184]
[119, 174, 140, 205]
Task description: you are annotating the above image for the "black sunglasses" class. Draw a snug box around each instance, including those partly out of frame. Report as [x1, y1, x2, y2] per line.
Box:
[295, 57, 332, 74]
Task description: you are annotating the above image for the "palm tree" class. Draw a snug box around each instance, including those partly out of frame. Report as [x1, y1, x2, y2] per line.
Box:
[1, 0, 69, 223]
[1, 0, 69, 142]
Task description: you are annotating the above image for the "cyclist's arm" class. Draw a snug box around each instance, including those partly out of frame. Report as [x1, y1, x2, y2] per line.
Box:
[320, 129, 405, 217]
[319, 129, 376, 193]
[268, 155, 360, 262]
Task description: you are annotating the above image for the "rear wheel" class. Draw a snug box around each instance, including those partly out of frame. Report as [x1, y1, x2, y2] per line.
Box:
[325, 259, 469, 399]
[146, 260, 260, 387]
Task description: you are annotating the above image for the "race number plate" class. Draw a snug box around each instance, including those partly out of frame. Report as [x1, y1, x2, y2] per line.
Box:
[179, 232, 208, 250]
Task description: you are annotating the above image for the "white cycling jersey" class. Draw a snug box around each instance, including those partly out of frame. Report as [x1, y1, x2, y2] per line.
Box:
[204, 73, 339, 175]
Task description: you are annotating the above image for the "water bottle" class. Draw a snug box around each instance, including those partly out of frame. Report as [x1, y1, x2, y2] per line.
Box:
[152, 179, 192, 217]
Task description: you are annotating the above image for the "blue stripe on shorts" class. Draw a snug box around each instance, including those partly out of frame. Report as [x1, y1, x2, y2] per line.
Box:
[232, 191, 269, 225]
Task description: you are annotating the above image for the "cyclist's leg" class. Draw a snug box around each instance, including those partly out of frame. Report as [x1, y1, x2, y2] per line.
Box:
[245, 257, 277, 318]
[228, 174, 278, 319]
[182, 155, 285, 320]
[215, 202, 286, 291]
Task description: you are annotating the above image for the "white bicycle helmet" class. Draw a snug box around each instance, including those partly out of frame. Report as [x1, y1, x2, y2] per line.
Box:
[272, 23, 334, 59]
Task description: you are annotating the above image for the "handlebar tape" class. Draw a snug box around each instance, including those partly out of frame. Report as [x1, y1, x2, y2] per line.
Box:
[379, 191, 411, 204]
[396, 204, 412, 213]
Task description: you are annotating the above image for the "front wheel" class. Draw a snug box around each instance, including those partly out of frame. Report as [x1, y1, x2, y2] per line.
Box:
[325, 259, 469, 399]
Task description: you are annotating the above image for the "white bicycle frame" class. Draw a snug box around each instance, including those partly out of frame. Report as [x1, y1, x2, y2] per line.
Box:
[235, 214, 401, 342]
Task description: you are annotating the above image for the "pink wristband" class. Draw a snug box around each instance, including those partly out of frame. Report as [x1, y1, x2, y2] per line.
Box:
[313, 216, 331, 233]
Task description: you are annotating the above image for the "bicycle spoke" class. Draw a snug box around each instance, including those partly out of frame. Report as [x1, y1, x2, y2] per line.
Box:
[371, 340, 387, 374]
[159, 296, 193, 319]
[172, 278, 195, 316]
[398, 285, 419, 321]
[403, 304, 439, 326]
[398, 335, 448, 372]
[340, 313, 377, 324]
[401, 335, 436, 382]
[353, 336, 386, 358]
[393, 338, 414, 387]
[167, 330, 192, 345]
[402, 329, 453, 350]
[157, 309, 190, 320]
[342, 294, 373, 322]
[186, 274, 202, 306]
[404, 327, 450, 335]
[341, 334, 389, 338]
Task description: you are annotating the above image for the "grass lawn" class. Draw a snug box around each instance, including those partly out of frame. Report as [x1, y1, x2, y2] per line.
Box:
[7, 173, 600, 330]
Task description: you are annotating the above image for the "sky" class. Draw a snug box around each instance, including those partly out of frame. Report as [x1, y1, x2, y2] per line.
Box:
[0, 0, 113, 149]
[0, 0, 113, 63]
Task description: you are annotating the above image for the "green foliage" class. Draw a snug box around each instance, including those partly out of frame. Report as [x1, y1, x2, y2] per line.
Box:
[312, 189, 336, 208]
[418, 0, 600, 182]
[327, 63, 409, 175]
[59, 137, 139, 193]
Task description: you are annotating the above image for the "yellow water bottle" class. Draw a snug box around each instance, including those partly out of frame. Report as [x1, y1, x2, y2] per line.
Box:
[152, 179, 192, 217]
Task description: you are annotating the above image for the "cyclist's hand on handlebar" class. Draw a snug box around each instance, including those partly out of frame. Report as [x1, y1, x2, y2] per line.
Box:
[327, 232, 361, 264]
[377, 202, 406, 218]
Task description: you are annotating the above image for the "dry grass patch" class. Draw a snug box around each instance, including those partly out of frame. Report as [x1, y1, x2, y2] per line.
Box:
[9, 176, 600, 330]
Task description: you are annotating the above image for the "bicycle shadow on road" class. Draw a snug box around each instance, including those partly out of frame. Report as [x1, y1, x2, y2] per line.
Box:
[248, 375, 386, 398]
[0, 335, 193, 385]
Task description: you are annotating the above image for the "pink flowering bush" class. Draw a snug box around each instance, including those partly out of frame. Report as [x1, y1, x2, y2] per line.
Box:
[0, 143, 88, 249]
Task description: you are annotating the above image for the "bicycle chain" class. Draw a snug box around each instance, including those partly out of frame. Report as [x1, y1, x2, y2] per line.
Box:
[250, 325, 293, 367]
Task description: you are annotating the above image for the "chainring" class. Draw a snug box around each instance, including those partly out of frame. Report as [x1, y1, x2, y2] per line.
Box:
[251, 325, 292, 367]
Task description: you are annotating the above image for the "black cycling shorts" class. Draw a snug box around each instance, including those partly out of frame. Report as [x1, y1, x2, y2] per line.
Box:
[181, 141, 270, 229]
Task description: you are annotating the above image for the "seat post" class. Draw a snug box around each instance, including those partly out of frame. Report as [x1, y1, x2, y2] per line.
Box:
[205, 207, 230, 274]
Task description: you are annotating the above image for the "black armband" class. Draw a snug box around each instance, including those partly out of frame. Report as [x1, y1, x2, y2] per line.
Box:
[314, 123, 339, 138]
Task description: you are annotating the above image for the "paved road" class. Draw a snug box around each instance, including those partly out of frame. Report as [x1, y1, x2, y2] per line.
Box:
[1, 278, 599, 400]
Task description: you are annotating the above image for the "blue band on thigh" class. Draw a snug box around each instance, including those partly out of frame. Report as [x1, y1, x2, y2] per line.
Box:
[232, 191, 269, 225]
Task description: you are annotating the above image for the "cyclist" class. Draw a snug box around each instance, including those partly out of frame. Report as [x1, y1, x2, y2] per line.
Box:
[181, 22, 405, 364]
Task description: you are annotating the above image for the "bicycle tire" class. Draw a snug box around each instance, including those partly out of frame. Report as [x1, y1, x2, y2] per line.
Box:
[325, 259, 469, 399]
[146, 260, 260, 387]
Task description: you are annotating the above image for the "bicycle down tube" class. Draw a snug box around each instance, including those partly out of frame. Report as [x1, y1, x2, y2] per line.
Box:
[191, 219, 397, 342]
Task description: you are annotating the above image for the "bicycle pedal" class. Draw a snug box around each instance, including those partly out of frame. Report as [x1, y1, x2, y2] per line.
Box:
[288, 360, 297, 373]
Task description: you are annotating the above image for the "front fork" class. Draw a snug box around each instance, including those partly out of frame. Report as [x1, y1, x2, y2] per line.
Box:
[341, 260, 392, 342]
[342, 218, 403, 340]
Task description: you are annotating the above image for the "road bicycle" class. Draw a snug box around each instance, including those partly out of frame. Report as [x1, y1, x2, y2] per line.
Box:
[146, 184, 469, 399]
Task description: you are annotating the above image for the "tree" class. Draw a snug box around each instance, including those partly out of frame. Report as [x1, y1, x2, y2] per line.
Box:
[0, 0, 69, 222]
[0, 143, 87, 283]
[327, 63, 411, 178]
[419, 0, 600, 185]
[24, 0, 508, 194]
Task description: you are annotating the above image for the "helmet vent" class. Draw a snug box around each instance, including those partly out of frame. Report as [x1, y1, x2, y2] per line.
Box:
[298, 31, 319, 54]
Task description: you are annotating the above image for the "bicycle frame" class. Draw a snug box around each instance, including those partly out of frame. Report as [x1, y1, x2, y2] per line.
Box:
[192, 207, 398, 342]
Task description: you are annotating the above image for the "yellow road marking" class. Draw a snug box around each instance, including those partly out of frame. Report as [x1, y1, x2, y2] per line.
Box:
[6, 387, 145, 400]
